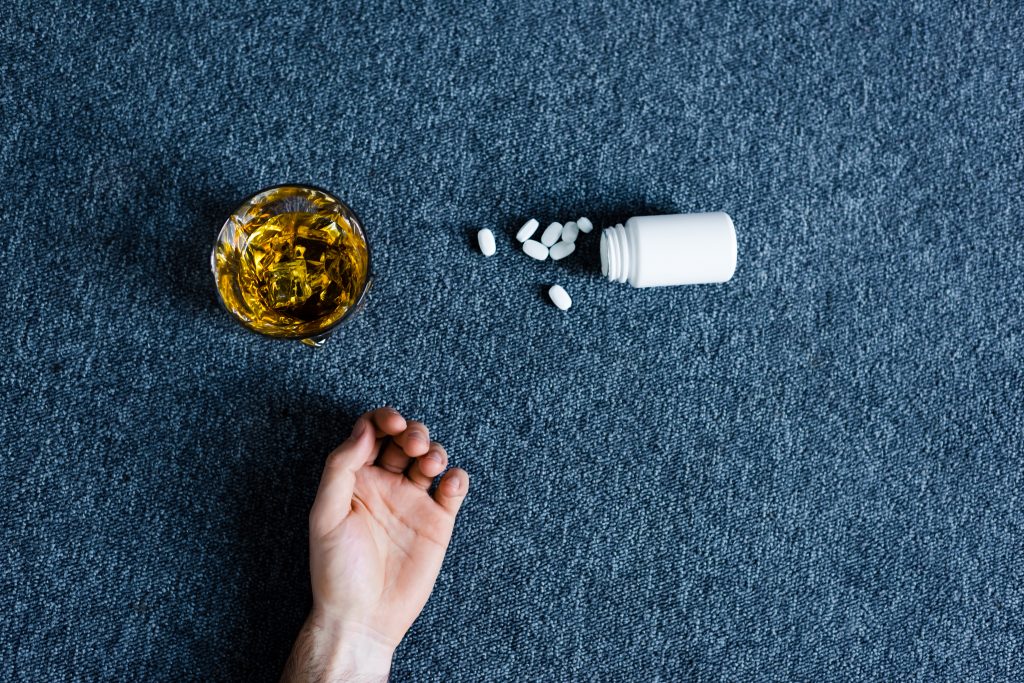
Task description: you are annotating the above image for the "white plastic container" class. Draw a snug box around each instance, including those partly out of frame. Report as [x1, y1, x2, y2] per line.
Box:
[600, 212, 736, 287]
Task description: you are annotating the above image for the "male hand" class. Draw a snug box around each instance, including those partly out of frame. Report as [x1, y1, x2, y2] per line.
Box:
[281, 407, 469, 682]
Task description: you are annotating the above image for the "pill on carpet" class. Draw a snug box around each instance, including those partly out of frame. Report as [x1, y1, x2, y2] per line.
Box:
[540, 222, 563, 247]
[549, 241, 575, 260]
[561, 221, 579, 243]
[516, 218, 540, 242]
[477, 228, 496, 256]
[548, 285, 572, 310]
[522, 239, 549, 260]
[577, 217, 593, 233]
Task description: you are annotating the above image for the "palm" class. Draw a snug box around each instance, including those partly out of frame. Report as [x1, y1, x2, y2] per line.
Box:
[314, 468, 453, 640]
[307, 409, 468, 648]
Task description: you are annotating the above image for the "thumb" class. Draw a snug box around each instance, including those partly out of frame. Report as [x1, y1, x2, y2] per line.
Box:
[309, 417, 375, 537]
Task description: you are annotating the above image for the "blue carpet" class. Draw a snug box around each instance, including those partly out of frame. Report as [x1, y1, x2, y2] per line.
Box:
[2, 1, 1022, 681]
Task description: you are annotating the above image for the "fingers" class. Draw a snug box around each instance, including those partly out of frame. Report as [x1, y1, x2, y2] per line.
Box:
[377, 440, 411, 474]
[393, 420, 431, 456]
[308, 408, 457, 538]
[366, 406, 407, 438]
[309, 417, 375, 537]
[362, 407, 415, 475]
[406, 442, 448, 489]
[432, 467, 469, 515]
[376, 420, 431, 473]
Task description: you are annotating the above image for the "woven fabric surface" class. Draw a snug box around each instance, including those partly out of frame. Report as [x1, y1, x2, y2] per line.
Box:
[1, 1, 1022, 681]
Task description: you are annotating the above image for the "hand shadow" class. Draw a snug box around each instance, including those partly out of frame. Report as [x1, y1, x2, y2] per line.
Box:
[197, 386, 363, 682]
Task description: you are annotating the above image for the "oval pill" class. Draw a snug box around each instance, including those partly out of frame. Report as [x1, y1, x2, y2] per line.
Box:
[540, 222, 563, 247]
[516, 218, 540, 242]
[561, 221, 579, 243]
[477, 228, 496, 256]
[549, 241, 575, 260]
[548, 284, 572, 310]
[522, 239, 549, 260]
[577, 217, 593, 233]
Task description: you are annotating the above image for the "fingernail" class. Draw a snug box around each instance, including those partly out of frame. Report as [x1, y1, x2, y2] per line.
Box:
[426, 452, 442, 464]
[408, 431, 427, 445]
[445, 476, 462, 494]
[351, 418, 368, 439]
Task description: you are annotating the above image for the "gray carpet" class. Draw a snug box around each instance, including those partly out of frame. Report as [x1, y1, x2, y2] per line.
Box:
[2, 1, 1023, 681]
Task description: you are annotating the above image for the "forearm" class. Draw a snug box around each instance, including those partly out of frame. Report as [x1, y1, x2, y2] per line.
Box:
[280, 611, 395, 683]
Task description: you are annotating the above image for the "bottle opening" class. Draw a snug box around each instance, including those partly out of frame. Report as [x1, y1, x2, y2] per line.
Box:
[600, 224, 630, 284]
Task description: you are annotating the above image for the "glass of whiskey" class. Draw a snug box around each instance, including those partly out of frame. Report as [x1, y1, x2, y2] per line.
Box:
[211, 184, 373, 347]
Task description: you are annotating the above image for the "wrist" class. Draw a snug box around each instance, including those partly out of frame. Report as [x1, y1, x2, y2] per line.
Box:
[309, 610, 396, 678]
[283, 610, 395, 682]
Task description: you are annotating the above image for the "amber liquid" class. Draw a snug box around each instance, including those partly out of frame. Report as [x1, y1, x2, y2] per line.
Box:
[213, 187, 369, 340]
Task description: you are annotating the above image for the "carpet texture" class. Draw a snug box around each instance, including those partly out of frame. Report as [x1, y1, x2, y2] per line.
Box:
[2, 1, 1023, 681]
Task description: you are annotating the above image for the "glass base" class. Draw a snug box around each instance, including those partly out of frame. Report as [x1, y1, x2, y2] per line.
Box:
[300, 332, 331, 348]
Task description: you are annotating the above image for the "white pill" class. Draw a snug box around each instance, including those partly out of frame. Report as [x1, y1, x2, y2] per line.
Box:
[561, 221, 579, 243]
[540, 222, 563, 247]
[549, 241, 575, 260]
[477, 228, 496, 256]
[522, 239, 549, 260]
[516, 218, 539, 242]
[577, 217, 593, 233]
[548, 285, 572, 311]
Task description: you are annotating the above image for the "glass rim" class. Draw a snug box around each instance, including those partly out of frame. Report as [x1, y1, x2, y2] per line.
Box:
[210, 183, 374, 342]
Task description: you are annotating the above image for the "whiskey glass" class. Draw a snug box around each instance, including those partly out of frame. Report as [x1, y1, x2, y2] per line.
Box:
[211, 184, 373, 347]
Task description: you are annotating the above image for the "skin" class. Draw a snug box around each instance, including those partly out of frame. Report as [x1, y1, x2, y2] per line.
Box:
[280, 407, 470, 682]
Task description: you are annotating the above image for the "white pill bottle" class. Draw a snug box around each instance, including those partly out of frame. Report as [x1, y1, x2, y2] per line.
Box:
[600, 212, 737, 287]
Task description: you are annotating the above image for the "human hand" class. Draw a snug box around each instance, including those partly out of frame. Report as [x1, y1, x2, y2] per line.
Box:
[281, 407, 469, 682]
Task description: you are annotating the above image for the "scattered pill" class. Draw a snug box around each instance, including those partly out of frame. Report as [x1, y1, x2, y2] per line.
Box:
[577, 217, 593, 233]
[522, 239, 549, 260]
[477, 229, 496, 256]
[549, 241, 575, 260]
[548, 285, 572, 310]
[540, 222, 563, 247]
[561, 221, 579, 243]
[516, 218, 540, 242]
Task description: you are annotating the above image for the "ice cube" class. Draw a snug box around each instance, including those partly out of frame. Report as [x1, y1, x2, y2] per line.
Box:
[268, 259, 311, 305]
